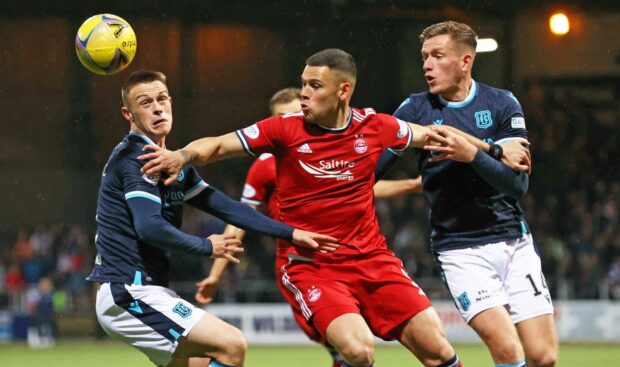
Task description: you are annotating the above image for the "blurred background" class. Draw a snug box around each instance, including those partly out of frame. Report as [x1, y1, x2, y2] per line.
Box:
[1, 0, 619, 347]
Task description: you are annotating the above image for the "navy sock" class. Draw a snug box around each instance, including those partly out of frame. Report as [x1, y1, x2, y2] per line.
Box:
[435, 354, 461, 367]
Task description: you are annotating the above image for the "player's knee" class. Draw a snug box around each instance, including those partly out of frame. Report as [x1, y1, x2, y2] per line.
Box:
[338, 339, 375, 367]
[226, 332, 247, 365]
[492, 340, 523, 363]
[527, 348, 557, 367]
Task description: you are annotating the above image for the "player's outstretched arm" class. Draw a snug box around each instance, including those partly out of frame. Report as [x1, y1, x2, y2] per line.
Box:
[424, 127, 528, 199]
[374, 177, 423, 199]
[195, 223, 248, 304]
[407, 123, 431, 148]
[207, 233, 244, 263]
[139, 133, 246, 185]
[428, 125, 531, 173]
[187, 186, 339, 252]
[501, 139, 531, 174]
[291, 229, 339, 253]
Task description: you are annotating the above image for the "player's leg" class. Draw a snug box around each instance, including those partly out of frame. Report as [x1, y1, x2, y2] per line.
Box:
[435, 245, 526, 366]
[324, 313, 375, 367]
[169, 312, 247, 367]
[397, 307, 460, 367]
[506, 234, 557, 367]
[276, 258, 343, 367]
[515, 315, 557, 367]
[468, 306, 525, 364]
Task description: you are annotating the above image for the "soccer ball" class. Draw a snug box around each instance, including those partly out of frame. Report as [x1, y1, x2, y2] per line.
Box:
[75, 14, 137, 75]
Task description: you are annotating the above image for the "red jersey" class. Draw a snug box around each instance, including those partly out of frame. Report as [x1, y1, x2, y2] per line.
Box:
[236, 107, 412, 261]
[241, 153, 278, 218]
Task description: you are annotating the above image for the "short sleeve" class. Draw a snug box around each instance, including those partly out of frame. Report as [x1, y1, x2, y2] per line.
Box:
[182, 166, 209, 202]
[235, 116, 283, 157]
[495, 91, 528, 144]
[122, 157, 162, 204]
[378, 114, 413, 152]
[241, 154, 275, 206]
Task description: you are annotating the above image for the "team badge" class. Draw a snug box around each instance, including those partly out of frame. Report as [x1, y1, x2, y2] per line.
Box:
[458, 292, 471, 311]
[354, 138, 368, 154]
[243, 124, 260, 139]
[142, 173, 161, 185]
[173, 302, 193, 318]
[308, 286, 321, 302]
[474, 110, 493, 129]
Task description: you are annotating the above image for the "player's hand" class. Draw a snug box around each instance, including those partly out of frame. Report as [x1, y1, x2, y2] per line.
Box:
[195, 276, 220, 304]
[138, 145, 190, 185]
[291, 229, 339, 253]
[501, 139, 532, 174]
[208, 234, 244, 263]
[424, 125, 478, 163]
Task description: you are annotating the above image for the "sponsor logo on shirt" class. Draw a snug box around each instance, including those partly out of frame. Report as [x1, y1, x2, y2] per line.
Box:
[354, 138, 368, 154]
[474, 110, 493, 129]
[142, 173, 161, 185]
[511, 116, 526, 129]
[296, 143, 313, 154]
[298, 159, 354, 181]
[177, 170, 185, 182]
[243, 124, 260, 139]
[433, 119, 443, 125]
[308, 286, 321, 302]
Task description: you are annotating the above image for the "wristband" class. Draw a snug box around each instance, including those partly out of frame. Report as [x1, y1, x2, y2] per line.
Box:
[487, 143, 503, 160]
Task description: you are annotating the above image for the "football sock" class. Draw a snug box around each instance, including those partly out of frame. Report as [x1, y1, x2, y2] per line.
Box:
[495, 359, 526, 367]
[435, 354, 462, 367]
[209, 360, 236, 367]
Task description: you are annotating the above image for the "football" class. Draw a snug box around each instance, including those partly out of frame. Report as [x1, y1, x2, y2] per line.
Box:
[75, 14, 137, 75]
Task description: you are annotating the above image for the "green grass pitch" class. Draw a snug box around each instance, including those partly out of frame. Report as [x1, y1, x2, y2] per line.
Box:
[1, 341, 618, 366]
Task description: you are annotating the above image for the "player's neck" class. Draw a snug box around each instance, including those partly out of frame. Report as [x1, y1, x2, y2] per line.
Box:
[441, 78, 472, 102]
[317, 106, 350, 129]
[130, 127, 166, 147]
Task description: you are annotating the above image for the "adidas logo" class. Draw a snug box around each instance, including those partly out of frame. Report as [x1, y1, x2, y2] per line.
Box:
[296, 143, 313, 154]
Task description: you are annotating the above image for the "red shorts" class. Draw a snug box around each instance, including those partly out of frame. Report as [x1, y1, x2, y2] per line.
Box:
[275, 255, 323, 342]
[276, 249, 432, 341]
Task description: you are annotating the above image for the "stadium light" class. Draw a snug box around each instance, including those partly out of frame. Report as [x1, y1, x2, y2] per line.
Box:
[549, 12, 570, 35]
[476, 38, 498, 53]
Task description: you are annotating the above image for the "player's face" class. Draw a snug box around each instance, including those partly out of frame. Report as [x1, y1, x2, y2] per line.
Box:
[272, 99, 301, 116]
[122, 81, 172, 142]
[300, 66, 342, 125]
[421, 34, 471, 100]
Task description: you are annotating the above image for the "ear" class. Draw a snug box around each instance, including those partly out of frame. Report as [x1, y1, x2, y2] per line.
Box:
[121, 106, 133, 122]
[338, 81, 354, 101]
[462, 53, 474, 73]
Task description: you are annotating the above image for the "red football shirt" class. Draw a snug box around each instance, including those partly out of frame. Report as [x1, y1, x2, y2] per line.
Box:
[236, 108, 412, 262]
[241, 153, 278, 218]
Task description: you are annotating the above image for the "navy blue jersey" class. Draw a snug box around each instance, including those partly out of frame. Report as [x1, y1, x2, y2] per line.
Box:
[394, 81, 529, 251]
[87, 132, 209, 286]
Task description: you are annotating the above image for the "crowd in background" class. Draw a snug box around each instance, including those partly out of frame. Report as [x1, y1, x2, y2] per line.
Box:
[2, 79, 619, 315]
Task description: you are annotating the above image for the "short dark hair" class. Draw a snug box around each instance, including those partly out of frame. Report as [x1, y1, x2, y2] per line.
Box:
[306, 48, 357, 80]
[269, 87, 301, 114]
[121, 70, 167, 106]
[420, 21, 478, 53]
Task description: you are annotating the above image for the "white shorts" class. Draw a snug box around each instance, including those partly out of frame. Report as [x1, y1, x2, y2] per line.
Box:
[96, 283, 206, 367]
[435, 234, 553, 324]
